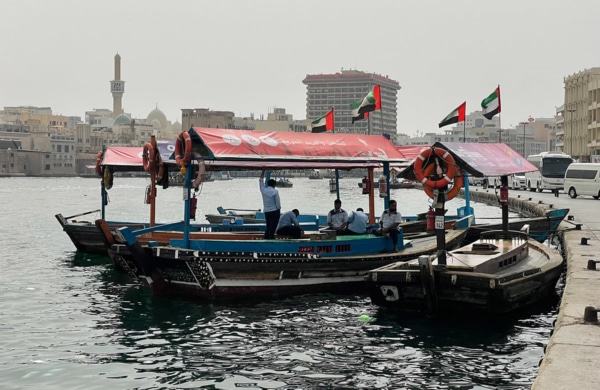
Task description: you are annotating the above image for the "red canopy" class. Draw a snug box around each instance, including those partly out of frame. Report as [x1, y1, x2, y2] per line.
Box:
[395, 145, 428, 161]
[101, 146, 143, 168]
[190, 128, 407, 168]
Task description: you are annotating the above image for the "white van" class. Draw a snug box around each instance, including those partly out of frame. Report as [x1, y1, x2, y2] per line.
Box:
[564, 163, 600, 199]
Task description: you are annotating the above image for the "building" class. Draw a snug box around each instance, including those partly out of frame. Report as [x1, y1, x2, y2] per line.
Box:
[302, 70, 400, 137]
[555, 105, 564, 153]
[111, 53, 125, 117]
[181, 108, 234, 130]
[233, 108, 309, 132]
[564, 67, 600, 161]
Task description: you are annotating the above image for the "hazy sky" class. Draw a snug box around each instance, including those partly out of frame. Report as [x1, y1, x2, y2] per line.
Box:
[2, 0, 598, 135]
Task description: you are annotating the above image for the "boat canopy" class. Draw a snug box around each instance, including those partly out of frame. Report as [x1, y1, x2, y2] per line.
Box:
[395, 145, 429, 162]
[187, 128, 408, 169]
[100, 141, 175, 171]
[398, 142, 538, 178]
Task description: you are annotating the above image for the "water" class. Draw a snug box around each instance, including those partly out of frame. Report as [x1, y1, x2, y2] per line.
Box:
[0, 177, 561, 389]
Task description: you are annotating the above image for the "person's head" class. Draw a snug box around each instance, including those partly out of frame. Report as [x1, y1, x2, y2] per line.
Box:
[389, 200, 397, 212]
[334, 199, 342, 210]
[356, 207, 364, 212]
[267, 178, 276, 187]
[292, 209, 299, 216]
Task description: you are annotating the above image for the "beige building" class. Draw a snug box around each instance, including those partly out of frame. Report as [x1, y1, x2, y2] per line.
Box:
[181, 108, 234, 130]
[564, 67, 600, 161]
[234, 108, 309, 132]
[555, 105, 564, 152]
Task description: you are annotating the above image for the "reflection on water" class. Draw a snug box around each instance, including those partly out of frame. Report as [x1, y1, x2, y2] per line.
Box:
[0, 177, 559, 389]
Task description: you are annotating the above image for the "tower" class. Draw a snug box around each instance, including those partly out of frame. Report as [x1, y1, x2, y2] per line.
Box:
[110, 53, 125, 117]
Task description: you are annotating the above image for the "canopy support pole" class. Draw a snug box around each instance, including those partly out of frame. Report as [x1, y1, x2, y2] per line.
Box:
[383, 162, 391, 210]
[500, 175, 509, 234]
[435, 190, 446, 266]
[183, 164, 193, 249]
[335, 169, 340, 200]
[149, 136, 157, 227]
[368, 167, 375, 224]
[100, 145, 106, 220]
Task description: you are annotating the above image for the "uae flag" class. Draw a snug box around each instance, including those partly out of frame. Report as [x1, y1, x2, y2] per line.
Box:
[351, 84, 382, 123]
[438, 102, 466, 128]
[481, 86, 501, 120]
[311, 109, 335, 132]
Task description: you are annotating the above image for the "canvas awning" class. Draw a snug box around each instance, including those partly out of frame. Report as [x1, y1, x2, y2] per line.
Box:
[187, 128, 408, 169]
[100, 141, 175, 171]
[399, 142, 538, 178]
[395, 145, 429, 162]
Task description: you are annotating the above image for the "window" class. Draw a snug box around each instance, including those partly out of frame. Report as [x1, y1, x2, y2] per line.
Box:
[57, 145, 62, 152]
[64, 145, 69, 153]
[566, 169, 597, 179]
[45, 164, 50, 170]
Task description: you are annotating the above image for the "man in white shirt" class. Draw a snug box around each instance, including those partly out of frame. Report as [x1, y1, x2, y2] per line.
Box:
[259, 171, 281, 239]
[378, 199, 403, 250]
[327, 199, 348, 232]
[345, 208, 368, 235]
[276, 209, 303, 239]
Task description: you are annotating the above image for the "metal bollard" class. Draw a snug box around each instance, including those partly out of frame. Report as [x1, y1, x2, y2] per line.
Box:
[576, 223, 582, 231]
[568, 215, 575, 221]
[581, 237, 590, 245]
[584, 306, 599, 323]
[587, 260, 600, 270]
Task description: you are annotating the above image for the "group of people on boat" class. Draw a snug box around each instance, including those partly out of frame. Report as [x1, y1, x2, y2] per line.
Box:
[259, 171, 403, 247]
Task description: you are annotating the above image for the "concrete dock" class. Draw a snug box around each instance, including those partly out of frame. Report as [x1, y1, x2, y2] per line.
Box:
[463, 187, 600, 389]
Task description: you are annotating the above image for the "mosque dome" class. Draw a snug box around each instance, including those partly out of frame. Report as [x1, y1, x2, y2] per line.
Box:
[113, 113, 131, 126]
[146, 107, 168, 130]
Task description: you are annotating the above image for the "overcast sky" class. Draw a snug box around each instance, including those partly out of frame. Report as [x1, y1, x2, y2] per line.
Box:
[2, 0, 598, 135]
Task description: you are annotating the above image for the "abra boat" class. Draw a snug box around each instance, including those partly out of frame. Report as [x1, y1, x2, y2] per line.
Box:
[110, 128, 471, 301]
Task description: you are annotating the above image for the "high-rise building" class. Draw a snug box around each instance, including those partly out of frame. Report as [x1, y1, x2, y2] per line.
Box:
[110, 53, 125, 117]
[563, 67, 600, 161]
[302, 70, 400, 137]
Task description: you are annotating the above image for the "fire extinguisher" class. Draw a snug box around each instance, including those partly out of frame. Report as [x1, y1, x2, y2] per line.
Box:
[361, 176, 370, 194]
[190, 194, 198, 220]
[500, 185, 508, 204]
[379, 175, 388, 198]
[426, 207, 435, 231]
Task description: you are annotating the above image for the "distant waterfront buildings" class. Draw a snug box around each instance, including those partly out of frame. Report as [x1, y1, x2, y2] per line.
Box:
[302, 70, 400, 138]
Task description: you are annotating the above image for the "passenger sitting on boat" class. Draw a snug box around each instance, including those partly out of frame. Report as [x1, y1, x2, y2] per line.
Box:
[259, 171, 281, 239]
[276, 209, 303, 239]
[342, 208, 368, 235]
[327, 199, 348, 232]
[376, 200, 403, 250]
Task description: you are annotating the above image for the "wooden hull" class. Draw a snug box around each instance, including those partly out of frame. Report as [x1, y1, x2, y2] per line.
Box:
[368, 240, 563, 314]
[110, 229, 468, 301]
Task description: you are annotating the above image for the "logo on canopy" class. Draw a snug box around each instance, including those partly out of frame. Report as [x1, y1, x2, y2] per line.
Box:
[222, 134, 242, 146]
[259, 135, 278, 147]
[241, 134, 261, 146]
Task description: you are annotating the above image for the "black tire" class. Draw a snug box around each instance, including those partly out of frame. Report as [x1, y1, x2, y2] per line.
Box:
[528, 182, 536, 192]
[595, 191, 600, 200]
[568, 187, 577, 199]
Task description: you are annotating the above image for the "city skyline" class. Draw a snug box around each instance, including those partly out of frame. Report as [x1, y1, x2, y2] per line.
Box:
[1, 0, 598, 135]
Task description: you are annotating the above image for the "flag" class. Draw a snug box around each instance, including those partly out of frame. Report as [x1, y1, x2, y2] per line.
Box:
[481, 86, 501, 120]
[351, 100, 369, 123]
[354, 84, 382, 117]
[438, 102, 466, 128]
[311, 109, 335, 132]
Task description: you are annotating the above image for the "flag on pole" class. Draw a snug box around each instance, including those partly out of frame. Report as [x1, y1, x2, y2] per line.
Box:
[311, 109, 335, 132]
[351, 101, 369, 123]
[351, 84, 382, 123]
[481, 86, 501, 120]
[438, 102, 466, 128]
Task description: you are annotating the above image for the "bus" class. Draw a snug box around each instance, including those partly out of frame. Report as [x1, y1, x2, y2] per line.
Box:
[525, 152, 573, 192]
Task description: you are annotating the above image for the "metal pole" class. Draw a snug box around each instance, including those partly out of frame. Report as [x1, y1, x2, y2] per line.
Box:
[500, 175, 509, 233]
[100, 145, 106, 220]
[183, 163, 193, 249]
[435, 189, 446, 266]
[522, 122, 526, 157]
[383, 162, 390, 210]
[463, 119, 466, 143]
[367, 167, 375, 224]
[335, 169, 340, 200]
[150, 136, 157, 226]
[367, 114, 371, 135]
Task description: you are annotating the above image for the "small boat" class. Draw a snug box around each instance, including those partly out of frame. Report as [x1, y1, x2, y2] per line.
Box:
[213, 171, 233, 180]
[275, 177, 293, 188]
[204, 207, 262, 224]
[358, 178, 415, 190]
[368, 229, 563, 314]
[308, 170, 322, 179]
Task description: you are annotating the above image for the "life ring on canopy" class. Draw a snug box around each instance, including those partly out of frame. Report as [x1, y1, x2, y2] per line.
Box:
[414, 147, 457, 189]
[175, 131, 192, 167]
[424, 170, 464, 201]
[142, 142, 158, 173]
[103, 167, 113, 190]
[95, 152, 103, 177]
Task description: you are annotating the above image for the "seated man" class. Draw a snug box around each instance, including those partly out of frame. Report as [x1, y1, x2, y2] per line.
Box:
[327, 199, 348, 232]
[344, 207, 368, 235]
[377, 200, 403, 251]
[276, 209, 303, 239]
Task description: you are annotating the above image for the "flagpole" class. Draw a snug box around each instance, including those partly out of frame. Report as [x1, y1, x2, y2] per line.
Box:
[498, 112, 502, 143]
[367, 114, 371, 135]
[463, 116, 466, 143]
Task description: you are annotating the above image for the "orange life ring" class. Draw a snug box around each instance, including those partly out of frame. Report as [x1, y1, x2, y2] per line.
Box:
[142, 142, 157, 173]
[95, 152, 103, 176]
[175, 131, 192, 167]
[424, 171, 464, 201]
[414, 147, 457, 189]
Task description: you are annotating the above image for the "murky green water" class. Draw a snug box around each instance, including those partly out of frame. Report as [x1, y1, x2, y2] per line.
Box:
[0, 177, 560, 389]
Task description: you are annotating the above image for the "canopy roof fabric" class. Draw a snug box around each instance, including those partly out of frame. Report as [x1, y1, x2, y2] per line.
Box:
[395, 145, 428, 161]
[189, 128, 407, 169]
[101, 141, 175, 171]
[399, 142, 538, 178]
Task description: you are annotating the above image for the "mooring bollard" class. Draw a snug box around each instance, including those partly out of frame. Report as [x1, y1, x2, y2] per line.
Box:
[584, 306, 599, 323]
[576, 223, 582, 231]
[581, 237, 590, 245]
[587, 260, 600, 270]
[568, 215, 575, 221]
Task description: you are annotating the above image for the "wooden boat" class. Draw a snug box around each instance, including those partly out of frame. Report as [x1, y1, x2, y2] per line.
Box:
[275, 177, 293, 188]
[358, 178, 415, 189]
[368, 230, 563, 313]
[204, 207, 261, 224]
[308, 170, 322, 179]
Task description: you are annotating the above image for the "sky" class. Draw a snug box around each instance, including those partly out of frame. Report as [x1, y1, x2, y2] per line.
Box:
[1, 0, 599, 135]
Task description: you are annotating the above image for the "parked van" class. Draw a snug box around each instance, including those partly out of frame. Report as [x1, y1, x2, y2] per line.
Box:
[564, 163, 600, 199]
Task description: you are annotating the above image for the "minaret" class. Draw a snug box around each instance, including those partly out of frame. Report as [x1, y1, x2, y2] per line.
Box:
[110, 53, 125, 116]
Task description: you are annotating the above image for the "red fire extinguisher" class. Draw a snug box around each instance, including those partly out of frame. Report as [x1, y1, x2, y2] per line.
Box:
[379, 175, 388, 198]
[362, 176, 370, 194]
[190, 194, 198, 220]
[426, 207, 435, 231]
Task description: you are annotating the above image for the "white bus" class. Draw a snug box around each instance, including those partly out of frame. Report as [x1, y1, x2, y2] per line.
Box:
[564, 163, 600, 199]
[525, 152, 573, 192]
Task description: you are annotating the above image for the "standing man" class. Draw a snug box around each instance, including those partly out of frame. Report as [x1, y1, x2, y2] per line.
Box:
[327, 199, 348, 232]
[378, 199, 403, 251]
[259, 171, 281, 239]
